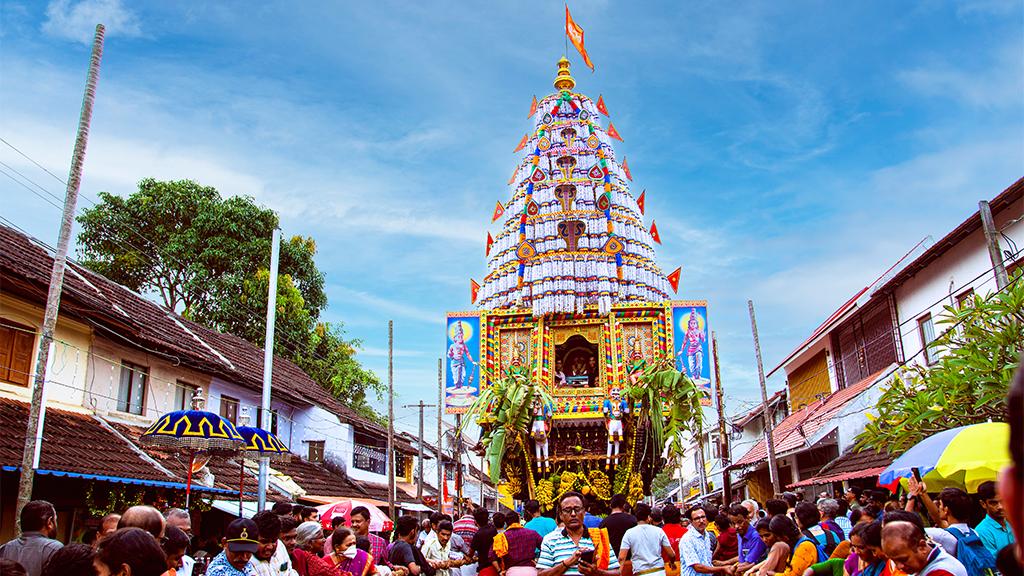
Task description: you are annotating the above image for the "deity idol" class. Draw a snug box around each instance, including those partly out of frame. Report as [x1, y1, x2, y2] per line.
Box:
[625, 338, 646, 387]
[679, 308, 706, 380]
[530, 394, 552, 472]
[602, 387, 628, 468]
[447, 322, 476, 389]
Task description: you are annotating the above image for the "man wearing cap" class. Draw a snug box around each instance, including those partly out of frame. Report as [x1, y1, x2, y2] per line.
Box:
[208, 518, 260, 576]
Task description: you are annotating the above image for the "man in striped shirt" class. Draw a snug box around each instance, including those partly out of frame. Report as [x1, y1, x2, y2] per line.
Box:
[537, 492, 621, 576]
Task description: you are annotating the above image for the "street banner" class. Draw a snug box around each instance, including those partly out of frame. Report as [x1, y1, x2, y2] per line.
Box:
[446, 312, 481, 414]
[672, 303, 712, 406]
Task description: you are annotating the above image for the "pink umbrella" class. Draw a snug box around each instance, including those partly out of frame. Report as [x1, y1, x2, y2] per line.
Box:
[316, 499, 394, 532]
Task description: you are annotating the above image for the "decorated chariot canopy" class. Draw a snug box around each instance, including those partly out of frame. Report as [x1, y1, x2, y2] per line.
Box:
[449, 57, 708, 509]
[474, 57, 679, 317]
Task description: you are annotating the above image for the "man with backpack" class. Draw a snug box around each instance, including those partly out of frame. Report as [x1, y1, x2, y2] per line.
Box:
[935, 488, 999, 576]
[793, 503, 839, 561]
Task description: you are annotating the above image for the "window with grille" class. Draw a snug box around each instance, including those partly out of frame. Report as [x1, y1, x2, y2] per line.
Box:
[0, 321, 35, 387]
[308, 440, 325, 463]
[117, 362, 148, 415]
[353, 444, 387, 474]
[175, 382, 198, 411]
[831, 298, 898, 388]
[257, 409, 278, 436]
[918, 314, 937, 365]
[220, 395, 239, 424]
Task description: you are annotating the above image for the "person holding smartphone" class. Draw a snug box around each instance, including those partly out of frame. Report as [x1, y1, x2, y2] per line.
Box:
[537, 492, 621, 576]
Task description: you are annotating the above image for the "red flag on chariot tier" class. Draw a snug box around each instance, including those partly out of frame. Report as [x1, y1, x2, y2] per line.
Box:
[513, 133, 528, 152]
[650, 220, 662, 244]
[486, 232, 494, 256]
[596, 95, 609, 116]
[667, 267, 681, 292]
[470, 279, 480, 303]
[637, 189, 646, 214]
[621, 156, 632, 181]
[606, 123, 624, 141]
[565, 6, 595, 71]
[528, 95, 538, 117]
[492, 201, 505, 222]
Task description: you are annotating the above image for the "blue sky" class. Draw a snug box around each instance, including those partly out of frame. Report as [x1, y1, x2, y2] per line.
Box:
[1, 0, 1022, 434]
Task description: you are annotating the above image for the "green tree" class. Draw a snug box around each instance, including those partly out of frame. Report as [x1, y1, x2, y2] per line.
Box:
[76, 178, 383, 416]
[856, 273, 1022, 455]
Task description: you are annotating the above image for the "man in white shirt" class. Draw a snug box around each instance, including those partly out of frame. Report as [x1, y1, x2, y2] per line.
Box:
[619, 503, 676, 576]
[249, 511, 298, 576]
[678, 507, 730, 576]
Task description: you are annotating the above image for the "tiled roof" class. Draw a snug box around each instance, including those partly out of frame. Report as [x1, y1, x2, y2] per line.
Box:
[877, 177, 1024, 294]
[786, 447, 892, 488]
[0, 224, 414, 450]
[732, 390, 787, 428]
[0, 397, 172, 484]
[731, 367, 889, 468]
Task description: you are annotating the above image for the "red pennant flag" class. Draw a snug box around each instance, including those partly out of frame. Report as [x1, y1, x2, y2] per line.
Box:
[470, 279, 480, 303]
[637, 189, 646, 214]
[508, 165, 519, 185]
[486, 232, 494, 256]
[621, 156, 633, 181]
[667, 267, 682, 292]
[650, 220, 662, 244]
[528, 95, 538, 118]
[565, 6, 595, 72]
[606, 123, 624, 142]
[596, 95, 610, 116]
[492, 201, 505, 222]
[513, 134, 528, 152]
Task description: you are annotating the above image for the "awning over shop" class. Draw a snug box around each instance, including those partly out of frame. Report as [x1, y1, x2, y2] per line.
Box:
[1, 466, 241, 495]
[786, 447, 893, 488]
[211, 499, 276, 519]
[401, 502, 434, 512]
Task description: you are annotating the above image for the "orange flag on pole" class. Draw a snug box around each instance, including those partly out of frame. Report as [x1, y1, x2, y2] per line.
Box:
[470, 279, 480, 304]
[650, 220, 662, 244]
[513, 133, 528, 152]
[596, 95, 610, 116]
[637, 189, 646, 214]
[528, 95, 538, 118]
[621, 156, 633, 181]
[492, 201, 505, 222]
[606, 123, 624, 141]
[565, 6, 595, 71]
[667, 267, 681, 292]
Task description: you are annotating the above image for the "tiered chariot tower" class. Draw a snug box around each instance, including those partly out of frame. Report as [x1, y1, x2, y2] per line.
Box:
[447, 58, 708, 506]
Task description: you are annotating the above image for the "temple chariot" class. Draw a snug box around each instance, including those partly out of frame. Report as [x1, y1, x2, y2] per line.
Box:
[445, 58, 708, 511]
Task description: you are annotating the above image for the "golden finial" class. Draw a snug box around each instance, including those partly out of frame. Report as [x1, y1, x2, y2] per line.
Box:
[553, 56, 575, 92]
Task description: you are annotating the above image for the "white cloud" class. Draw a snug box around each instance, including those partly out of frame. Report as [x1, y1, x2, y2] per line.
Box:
[898, 40, 1024, 110]
[329, 285, 446, 326]
[42, 0, 142, 44]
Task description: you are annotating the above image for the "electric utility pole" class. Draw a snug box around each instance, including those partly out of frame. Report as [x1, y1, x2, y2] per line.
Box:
[980, 200, 1009, 290]
[18, 24, 105, 519]
[403, 400, 436, 499]
[388, 321, 396, 519]
[437, 358, 444, 514]
[749, 300, 781, 495]
[713, 332, 731, 500]
[257, 227, 281, 510]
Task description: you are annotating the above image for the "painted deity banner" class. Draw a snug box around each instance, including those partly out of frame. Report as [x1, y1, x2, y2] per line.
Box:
[671, 304, 712, 406]
[446, 313, 481, 414]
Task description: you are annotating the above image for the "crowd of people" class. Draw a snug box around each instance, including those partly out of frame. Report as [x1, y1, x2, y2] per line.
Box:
[0, 478, 1018, 576]
[0, 368, 1019, 576]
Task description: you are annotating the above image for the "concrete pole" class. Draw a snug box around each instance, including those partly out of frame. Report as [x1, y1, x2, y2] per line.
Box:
[749, 300, 781, 496]
[713, 333, 731, 500]
[980, 200, 1009, 290]
[437, 358, 444, 514]
[18, 24, 105, 520]
[257, 228, 281, 511]
[388, 321, 396, 519]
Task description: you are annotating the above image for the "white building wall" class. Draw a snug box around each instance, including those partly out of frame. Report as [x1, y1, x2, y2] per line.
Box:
[894, 212, 1024, 367]
[0, 295, 92, 408]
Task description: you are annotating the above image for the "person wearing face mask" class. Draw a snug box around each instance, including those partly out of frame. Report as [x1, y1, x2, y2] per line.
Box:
[207, 519, 260, 576]
[330, 528, 373, 576]
[93, 528, 168, 576]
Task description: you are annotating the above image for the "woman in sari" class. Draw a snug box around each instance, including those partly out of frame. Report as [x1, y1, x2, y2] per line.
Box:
[292, 521, 336, 576]
[328, 528, 373, 576]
